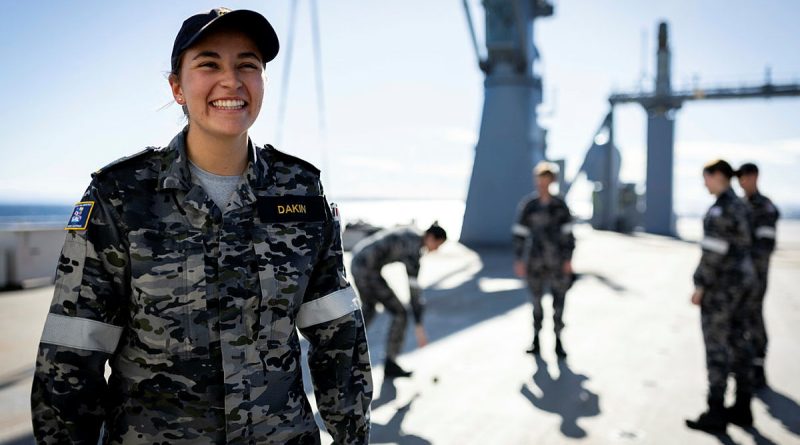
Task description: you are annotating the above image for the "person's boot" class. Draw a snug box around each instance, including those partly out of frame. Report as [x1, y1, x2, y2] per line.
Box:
[526, 334, 540, 355]
[686, 397, 727, 433]
[555, 337, 567, 358]
[752, 364, 767, 390]
[384, 358, 413, 379]
[726, 392, 753, 428]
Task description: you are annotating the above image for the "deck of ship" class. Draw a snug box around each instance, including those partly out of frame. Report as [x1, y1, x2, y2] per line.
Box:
[1, 223, 798, 445]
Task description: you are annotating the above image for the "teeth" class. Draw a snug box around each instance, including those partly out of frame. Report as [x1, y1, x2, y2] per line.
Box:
[211, 99, 245, 109]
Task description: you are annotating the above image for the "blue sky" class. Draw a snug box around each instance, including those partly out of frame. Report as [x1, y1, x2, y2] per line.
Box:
[0, 0, 798, 215]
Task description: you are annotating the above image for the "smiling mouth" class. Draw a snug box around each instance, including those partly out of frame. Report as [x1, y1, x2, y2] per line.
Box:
[210, 99, 246, 110]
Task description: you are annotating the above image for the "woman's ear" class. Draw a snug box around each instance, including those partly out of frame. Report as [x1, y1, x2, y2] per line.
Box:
[168, 74, 184, 104]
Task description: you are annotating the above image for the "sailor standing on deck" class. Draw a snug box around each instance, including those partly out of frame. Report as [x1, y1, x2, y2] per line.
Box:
[686, 159, 757, 434]
[513, 161, 576, 358]
[736, 162, 780, 389]
[31, 8, 371, 444]
[351, 224, 447, 378]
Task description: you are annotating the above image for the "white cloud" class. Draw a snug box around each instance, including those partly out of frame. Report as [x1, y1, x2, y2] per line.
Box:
[339, 155, 405, 173]
[441, 127, 478, 146]
[772, 138, 800, 156]
[676, 139, 800, 164]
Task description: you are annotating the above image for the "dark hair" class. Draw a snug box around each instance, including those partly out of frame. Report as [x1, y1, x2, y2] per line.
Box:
[425, 222, 447, 241]
[703, 159, 734, 179]
[736, 162, 759, 177]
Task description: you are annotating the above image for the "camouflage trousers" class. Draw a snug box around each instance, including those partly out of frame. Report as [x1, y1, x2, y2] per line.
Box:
[352, 267, 406, 361]
[701, 286, 755, 399]
[748, 255, 771, 361]
[526, 265, 572, 336]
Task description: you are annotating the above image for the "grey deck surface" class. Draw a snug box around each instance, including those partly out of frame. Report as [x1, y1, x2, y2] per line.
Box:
[2, 224, 798, 444]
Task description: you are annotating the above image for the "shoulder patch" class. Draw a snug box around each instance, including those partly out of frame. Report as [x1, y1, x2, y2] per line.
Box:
[709, 206, 723, 218]
[65, 202, 94, 231]
[92, 147, 156, 177]
[263, 144, 321, 174]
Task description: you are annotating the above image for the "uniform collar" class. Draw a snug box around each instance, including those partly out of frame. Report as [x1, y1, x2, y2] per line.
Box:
[157, 128, 271, 192]
[716, 186, 737, 203]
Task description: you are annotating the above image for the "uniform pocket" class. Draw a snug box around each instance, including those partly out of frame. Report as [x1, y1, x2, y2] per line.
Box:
[253, 222, 324, 351]
[128, 228, 209, 358]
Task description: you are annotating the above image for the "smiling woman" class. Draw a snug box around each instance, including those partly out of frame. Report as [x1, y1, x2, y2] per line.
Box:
[30, 7, 372, 445]
[170, 30, 265, 171]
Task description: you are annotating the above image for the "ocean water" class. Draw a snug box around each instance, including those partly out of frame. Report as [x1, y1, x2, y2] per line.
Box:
[0, 204, 73, 229]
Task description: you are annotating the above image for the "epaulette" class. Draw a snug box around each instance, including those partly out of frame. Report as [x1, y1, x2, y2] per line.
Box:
[92, 147, 156, 178]
[263, 144, 321, 175]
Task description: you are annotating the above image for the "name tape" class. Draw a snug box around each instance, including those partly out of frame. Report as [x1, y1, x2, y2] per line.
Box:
[257, 196, 326, 223]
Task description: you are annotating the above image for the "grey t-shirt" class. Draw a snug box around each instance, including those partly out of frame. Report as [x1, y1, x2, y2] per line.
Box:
[188, 161, 243, 211]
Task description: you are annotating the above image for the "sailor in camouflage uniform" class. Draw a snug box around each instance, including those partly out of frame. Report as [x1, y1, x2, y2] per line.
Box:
[513, 162, 575, 358]
[736, 162, 780, 389]
[31, 8, 371, 444]
[686, 159, 757, 433]
[350, 224, 447, 378]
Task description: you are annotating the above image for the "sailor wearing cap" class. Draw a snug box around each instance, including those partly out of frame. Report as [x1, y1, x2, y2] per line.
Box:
[31, 8, 371, 444]
[512, 161, 576, 358]
[735, 162, 779, 389]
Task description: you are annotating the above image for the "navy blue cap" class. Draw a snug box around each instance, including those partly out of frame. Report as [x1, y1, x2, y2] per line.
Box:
[171, 7, 279, 72]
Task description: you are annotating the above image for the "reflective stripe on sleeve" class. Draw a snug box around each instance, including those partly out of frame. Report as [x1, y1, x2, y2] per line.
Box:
[561, 222, 574, 235]
[297, 286, 361, 328]
[40, 313, 123, 354]
[512, 224, 530, 237]
[700, 237, 730, 255]
[755, 226, 776, 239]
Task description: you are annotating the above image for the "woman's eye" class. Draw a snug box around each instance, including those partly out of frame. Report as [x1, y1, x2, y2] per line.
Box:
[198, 61, 218, 69]
[240, 63, 259, 70]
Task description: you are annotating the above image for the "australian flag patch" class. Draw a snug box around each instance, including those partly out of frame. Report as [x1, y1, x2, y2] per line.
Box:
[65, 202, 95, 231]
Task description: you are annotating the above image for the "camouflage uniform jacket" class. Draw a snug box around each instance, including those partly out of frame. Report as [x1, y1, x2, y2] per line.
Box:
[693, 187, 756, 291]
[350, 227, 425, 323]
[745, 191, 779, 261]
[31, 130, 372, 445]
[512, 193, 576, 268]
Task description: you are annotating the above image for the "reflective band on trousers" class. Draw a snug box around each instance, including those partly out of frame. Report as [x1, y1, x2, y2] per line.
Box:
[40, 313, 123, 354]
[561, 222, 574, 235]
[701, 237, 730, 255]
[297, 286, 361, 328]
[512, 224, 530, 237]
[755, 226, 776, 239]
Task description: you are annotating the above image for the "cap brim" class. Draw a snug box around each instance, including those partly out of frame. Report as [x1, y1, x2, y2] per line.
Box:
[182, 10, 279, 65]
